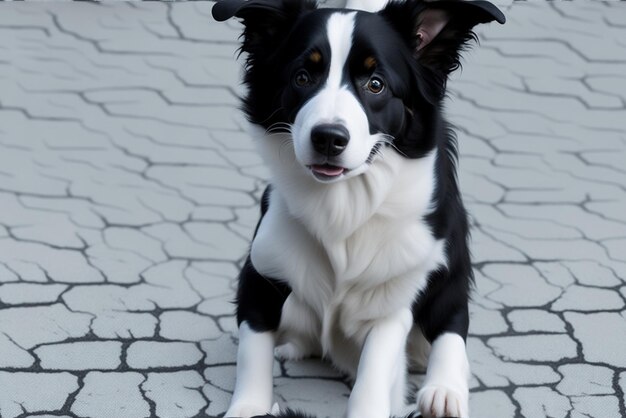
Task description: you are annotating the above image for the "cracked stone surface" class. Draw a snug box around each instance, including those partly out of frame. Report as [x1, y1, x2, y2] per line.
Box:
[71, 372, 151, 418]
[0, 1, 625, 417]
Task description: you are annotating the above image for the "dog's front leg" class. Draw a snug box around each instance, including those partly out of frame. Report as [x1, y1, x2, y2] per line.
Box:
[225, 321, 275, 418]
[416, 332, 469, 418]
[347, 308, 412, 418]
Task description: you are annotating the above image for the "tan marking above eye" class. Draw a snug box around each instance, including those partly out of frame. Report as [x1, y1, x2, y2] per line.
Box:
[364, 56, 377, 70]
[309, 51, 322, 63]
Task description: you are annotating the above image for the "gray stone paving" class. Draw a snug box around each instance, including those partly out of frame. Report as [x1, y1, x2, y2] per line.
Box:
[0, 1, 625, 417]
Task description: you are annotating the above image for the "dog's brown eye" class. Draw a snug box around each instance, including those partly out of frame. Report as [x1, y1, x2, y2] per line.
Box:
[367, 77, 384, 94]
[295, 70, 311, 87]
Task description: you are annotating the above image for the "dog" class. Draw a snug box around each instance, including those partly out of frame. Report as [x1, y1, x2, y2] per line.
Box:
[212, 0, 504, 417]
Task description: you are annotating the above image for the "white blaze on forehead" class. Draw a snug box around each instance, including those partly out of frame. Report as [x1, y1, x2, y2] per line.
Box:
[291, 11, 376, 174]
[325, 12, 356, 89]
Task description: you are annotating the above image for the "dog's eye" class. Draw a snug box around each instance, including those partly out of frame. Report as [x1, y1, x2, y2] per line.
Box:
[366, 77, 384, 94]
[295, 70, 312, 87]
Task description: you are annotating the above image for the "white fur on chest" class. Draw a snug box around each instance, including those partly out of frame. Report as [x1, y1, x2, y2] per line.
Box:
[250, 131, 445, 372]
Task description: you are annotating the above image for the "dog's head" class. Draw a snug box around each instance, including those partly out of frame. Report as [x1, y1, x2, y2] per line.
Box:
[213, 0, 504, 183]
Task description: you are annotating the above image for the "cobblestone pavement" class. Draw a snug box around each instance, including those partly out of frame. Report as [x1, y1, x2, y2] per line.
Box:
[1, 1, 625, 417]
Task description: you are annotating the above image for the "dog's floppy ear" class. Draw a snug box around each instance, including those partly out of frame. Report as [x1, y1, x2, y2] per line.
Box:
[414, 1, 505, 72]
[381, 0, 504, 99]
[213, 0, 317, 60]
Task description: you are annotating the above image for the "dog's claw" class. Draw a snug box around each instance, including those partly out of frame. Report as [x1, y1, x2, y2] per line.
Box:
[417, 384, 468, 418]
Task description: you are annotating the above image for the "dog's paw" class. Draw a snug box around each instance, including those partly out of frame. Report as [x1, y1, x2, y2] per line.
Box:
[275, 342, 307, 361]
[225, 403, 271, 418]
[416, 384, 468, 418]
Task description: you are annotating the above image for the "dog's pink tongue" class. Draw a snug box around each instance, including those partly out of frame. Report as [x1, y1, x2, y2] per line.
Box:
[311, 164, 344, 176]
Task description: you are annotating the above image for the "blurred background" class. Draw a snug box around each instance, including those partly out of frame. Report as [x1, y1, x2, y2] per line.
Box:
[0, 1, 625, 417]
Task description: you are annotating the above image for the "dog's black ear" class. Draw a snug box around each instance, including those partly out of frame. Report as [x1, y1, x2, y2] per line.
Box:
[213, 0, 317, 60]
[413, 1, 505, 71]
[381, 0, 504, 99]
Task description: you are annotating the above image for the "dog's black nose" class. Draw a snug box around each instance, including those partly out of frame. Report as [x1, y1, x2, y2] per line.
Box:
[311, 124, 350, 157]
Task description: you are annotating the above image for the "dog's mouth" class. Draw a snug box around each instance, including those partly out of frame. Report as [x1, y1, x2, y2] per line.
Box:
[307, 141, 384, 182]
[308, 164, 347, 181]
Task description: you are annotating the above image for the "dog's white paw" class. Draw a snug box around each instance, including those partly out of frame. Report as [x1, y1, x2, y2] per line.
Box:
[416, 384, 468, 418]
[224, 403, 271, 418]
[275, 342, 307, 361]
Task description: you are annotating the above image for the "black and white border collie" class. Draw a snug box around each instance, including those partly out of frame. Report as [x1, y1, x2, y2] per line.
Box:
[212, 1, 504, 417]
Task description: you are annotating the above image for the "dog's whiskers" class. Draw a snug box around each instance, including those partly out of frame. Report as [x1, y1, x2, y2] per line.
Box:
[266, 122, 293, 135]
[377, 134, 408, 158]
